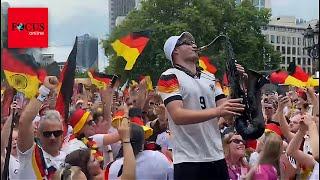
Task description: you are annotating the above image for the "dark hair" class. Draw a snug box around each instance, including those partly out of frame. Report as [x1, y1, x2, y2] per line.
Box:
[65, 148, 91, 179]
[116, 123, 144, 158]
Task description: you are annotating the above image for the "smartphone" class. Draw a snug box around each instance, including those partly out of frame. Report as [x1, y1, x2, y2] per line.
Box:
[78, 83, 83, 94]
[277, 84, 288, 96]
[15, 92, 24, 108]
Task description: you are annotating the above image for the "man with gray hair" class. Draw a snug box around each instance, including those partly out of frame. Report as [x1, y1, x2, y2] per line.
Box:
[17, 76, 66, 179]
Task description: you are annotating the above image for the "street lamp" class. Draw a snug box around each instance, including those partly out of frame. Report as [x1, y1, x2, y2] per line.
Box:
[303, 22, 319, 59]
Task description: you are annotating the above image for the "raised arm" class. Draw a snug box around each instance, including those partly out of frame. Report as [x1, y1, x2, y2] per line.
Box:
[100, 86, 114, 131]
[286, 119, 316, 169]
[1, 102, 19, 157]
[275, 96, 295, 142]
[302, 115, 319, 161]
[306, 87, 319, 117]
[18, 76, 58, 152]
[118, 118, 135, 180]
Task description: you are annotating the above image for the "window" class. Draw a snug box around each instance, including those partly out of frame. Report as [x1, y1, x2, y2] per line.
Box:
[307, 58, 311, 65]
[276, 46, 280, 52]
[297, 58, 301, 65]
[282, 46, 286, 54]
[277, 36, 280, 43]
[297, 47, 301, 55]
[282, 36, 286, 44]
[287, 37, 291, 45]
[287, 57, 291, 64]
[282, 57, 285, 64]
[292, 47, 296, 55]
[292, 37, 296, 45]
[293, 57, 296, 63]
[298, 37, 301, 45]
[287, 47, 291, 54]
[271, 35, 275, 43]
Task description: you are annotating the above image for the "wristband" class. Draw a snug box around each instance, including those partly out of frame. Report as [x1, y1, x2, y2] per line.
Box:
[37, 85, 50, 102]
[122, 141, 131, 144]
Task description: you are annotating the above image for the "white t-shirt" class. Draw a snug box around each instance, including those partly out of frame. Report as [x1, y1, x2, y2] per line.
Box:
[17, 144, 66, 180]
[158, 68, 225, 164]
[108, 150, 173, 180]
[9, 155, 20, 180]
[156, 131, 171, 150]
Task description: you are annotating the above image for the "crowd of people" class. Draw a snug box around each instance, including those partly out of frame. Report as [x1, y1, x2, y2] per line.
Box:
[1, 31, 319, 180]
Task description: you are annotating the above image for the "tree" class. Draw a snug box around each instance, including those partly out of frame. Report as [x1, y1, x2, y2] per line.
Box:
[103, 0, 281, 83]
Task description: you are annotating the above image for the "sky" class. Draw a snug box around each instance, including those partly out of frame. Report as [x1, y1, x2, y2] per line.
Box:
[1, 0, 319, 70]
[271, 0, 319, 21]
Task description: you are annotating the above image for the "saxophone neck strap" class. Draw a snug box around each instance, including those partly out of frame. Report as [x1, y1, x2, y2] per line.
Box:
[173, 64, 202, 79]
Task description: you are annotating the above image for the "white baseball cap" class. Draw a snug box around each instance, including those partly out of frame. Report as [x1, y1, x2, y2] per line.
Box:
[163, 32, 194, 65]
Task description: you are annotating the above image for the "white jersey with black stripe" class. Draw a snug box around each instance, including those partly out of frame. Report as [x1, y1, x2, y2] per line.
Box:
[158, 68, 225, 164]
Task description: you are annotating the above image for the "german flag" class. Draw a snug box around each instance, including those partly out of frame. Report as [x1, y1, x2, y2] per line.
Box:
[198, 56, 217, 74]
[55, 37, 77, 136]
[287, 62, 318, 87]
[269, 66, 318, 87]
[111, 31, 150, 70]
[88, 70, 114, 89]
[269, 71, 318, 88]
[1, 48, 47, 99]
[157, 74, 179, 93]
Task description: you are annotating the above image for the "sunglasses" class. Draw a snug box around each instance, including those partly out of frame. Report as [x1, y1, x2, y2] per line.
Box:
[87, 120, 96, 127]
[229, 139, 245, 145]
[175, 39, 195, 47]
[42, 130, 63, 138]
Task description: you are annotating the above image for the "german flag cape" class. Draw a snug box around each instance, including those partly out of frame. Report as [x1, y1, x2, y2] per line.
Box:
[111, 31, 150, 70]
[55, 37, 77, 137]
[32, 144, 56, 179]
[1, 48, 46, 99]
[88, 70, 114, 89]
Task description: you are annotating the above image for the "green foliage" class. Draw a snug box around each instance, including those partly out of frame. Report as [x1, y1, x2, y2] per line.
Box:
[103, 0, 281, 82]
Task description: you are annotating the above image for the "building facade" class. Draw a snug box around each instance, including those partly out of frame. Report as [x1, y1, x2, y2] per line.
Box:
[236, 0, 271, 9]
[261, 16, 316, 75]
[108, 0, 136, 32]
[76, 34, 98, 69]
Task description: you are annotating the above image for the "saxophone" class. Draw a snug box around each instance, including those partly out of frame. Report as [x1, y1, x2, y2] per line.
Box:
[198, 34, 267, 140]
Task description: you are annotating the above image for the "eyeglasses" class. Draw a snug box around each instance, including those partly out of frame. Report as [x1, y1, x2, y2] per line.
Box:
[42, 130, 63, 138]
[149, 102, 155, 106]
[87, 120, 96, 127]
[175, 39, 195, 47]
[229, 139, 245, 145]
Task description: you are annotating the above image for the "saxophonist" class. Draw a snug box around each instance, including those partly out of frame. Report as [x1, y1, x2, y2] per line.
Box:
[157, 32, 246, 180]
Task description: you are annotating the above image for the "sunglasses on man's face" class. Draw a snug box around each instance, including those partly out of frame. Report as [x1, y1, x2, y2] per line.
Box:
[42, 130, 63, 138]
[175, 39, 195, 47]
[229, 139, 245, 145]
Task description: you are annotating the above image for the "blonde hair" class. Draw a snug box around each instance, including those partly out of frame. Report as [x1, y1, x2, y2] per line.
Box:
[258, 132, 282, 176]
[52, 166, 87, 180]
[223, 132, 247, 167]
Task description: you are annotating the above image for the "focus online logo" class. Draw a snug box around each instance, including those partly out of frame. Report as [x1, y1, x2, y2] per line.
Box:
[8, 8, 48, 48]
[12, 22, 46, 35]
